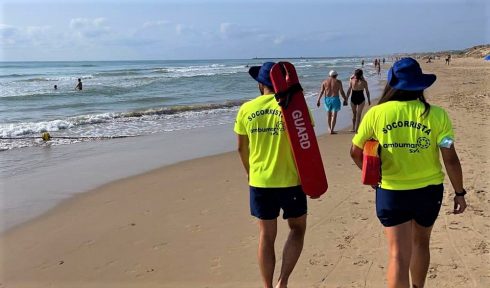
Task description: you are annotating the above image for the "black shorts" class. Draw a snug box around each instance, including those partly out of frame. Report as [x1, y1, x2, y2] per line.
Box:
[249, 186, 307, 220]
[376, 184, 444, 227]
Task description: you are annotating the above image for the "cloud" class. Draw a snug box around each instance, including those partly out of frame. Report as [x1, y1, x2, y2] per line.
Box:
[273, 35, 286, 45]
[142, 20, 171, 28]
[0, 24, 53, 47]
[69, 17, 111, 39]
[0, 24, 19, 45]
[219, 22, 265, 39]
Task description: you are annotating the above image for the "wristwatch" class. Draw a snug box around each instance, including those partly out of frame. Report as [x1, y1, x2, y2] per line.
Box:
[455, 189, 467, 197]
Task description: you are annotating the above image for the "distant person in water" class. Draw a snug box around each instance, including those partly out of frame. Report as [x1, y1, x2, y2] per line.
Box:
[361, 59, 365, 67]
[75, 78, 83, 91]
[316, 70, 347, 134]
[54, 85, 58, 90]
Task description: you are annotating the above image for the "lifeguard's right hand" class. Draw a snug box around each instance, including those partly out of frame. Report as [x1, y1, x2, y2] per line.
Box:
[453, 196, 467, 214]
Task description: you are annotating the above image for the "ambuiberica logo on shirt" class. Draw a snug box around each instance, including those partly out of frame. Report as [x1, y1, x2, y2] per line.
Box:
[381, 120, 432, 153]
[248, 108, 285, 136]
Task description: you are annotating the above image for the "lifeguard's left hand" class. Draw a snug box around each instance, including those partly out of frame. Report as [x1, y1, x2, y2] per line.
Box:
[453, 196, 467, 214]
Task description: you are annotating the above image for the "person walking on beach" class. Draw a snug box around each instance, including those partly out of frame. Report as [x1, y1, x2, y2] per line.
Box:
[316, 70, 347, 134]
[235, 62, 308, 288]
[350, 57, 467, 288]
[445, 54, 451, 65]
[376, 61, 381, 76]
[346, 69, 370, 132]
[75, 78, 83, 91]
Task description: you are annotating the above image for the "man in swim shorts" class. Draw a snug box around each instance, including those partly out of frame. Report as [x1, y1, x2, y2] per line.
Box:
[316, 70, 347, 134]
[235, 62, 308, 288]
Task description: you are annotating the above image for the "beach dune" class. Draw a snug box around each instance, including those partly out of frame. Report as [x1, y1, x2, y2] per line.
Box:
[1, 57, 489, 287]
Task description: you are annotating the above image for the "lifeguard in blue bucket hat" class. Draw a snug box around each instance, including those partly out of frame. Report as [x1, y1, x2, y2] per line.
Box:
[234, 62, 308, 288]
[350, 57, 467, 288]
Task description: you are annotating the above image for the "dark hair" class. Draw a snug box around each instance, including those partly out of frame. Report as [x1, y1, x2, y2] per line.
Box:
[378, 84, 430, 117]
[354, 69, 363, 79]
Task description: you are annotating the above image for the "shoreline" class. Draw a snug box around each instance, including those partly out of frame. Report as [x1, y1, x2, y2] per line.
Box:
[0, 70, 385, 233]
[0, 57, 488, 287]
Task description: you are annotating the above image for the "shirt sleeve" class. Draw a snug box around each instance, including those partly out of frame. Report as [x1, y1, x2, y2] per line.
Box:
[436, 109, 455, 145]
[234, 106, 247, 135]
[352, 108, 375, 149]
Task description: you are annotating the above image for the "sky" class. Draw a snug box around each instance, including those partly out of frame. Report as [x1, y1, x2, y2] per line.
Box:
[0, 0, 488, 61]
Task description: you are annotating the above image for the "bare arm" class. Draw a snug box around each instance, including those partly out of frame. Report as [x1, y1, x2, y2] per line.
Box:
[317, 82, 325, 107]
[350, 144, 363, 170]
[440, 145, 467, 214]
[237, 134, 250, 177]
[338, 80, 347, 101]
[346, 80, 352, 100]
[364, 81, 371, 105]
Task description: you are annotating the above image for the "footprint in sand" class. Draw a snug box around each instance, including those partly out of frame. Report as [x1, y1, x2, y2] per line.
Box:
[185, 224, 202, 232]
[308, 252, 327, 266]
[428, 264, 439, 279]
[353, 259, 369, 266]
[152, 242, 168, 251]
[473, 209, 485, 217]
[125, 263, 150, 279]
[473, 241, 489, 254]
[210, 257, 222, 275]
[81, 239, 96, 246]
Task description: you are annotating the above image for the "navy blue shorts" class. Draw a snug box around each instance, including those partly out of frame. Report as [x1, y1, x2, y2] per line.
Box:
[376, 184, 444, 227]
[250, 186, 307, 220]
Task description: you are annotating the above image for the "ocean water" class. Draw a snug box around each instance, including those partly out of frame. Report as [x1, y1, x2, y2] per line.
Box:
[0, 58, 386, 231]
[0, 58, 378, 151]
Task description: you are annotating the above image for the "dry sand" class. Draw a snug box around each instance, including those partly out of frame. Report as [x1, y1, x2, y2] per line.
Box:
[0, 57, 489, 287]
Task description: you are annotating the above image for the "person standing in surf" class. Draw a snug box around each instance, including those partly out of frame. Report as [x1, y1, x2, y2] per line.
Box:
[346, 69, 371, 132]
[75, 78, 83, 91]
[235, 62, 307, 288]
[316, 70, 347, 134]
[350, 58, 467, 288]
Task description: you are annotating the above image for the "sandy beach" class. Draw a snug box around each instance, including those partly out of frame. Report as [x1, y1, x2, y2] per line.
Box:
[1, 57, 489, 287]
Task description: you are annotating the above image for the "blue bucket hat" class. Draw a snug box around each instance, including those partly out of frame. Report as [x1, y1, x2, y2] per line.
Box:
[387, 57, 436, 91]
[248, 62, 275, 87]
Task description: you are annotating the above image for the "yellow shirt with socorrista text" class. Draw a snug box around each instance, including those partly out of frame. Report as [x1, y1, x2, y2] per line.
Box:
[234, 94, 300, 188]
[352, 100, 454, 190]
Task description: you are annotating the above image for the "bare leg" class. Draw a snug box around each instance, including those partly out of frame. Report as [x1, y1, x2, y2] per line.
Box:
[327, 111, 332, 133]
[350, 103, 357, 132]
[330, 111, 338, 134]
[276, 214, 307, 288]
[385, 221, 412, 288]
[410, 222, 433, 288]
[355, 102, 366, 132]
[258, 219, 278, 288]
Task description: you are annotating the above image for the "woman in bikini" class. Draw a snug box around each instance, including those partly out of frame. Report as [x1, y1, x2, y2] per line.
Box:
[346, 69, 370, 132]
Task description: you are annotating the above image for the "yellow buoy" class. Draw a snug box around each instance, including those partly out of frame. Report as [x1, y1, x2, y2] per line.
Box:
[41, 132, 51, 141]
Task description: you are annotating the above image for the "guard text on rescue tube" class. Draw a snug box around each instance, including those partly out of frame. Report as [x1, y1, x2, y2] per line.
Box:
[292, 110, 311, 149]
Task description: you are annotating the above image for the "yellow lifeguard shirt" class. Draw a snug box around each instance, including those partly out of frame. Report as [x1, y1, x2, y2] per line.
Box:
[352, 100, 454, 190]
[234, 94, 300, 188]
